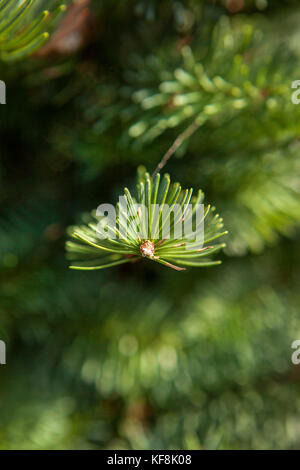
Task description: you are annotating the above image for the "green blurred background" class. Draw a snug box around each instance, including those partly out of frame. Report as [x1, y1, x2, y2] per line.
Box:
[0, 0, 299, 449]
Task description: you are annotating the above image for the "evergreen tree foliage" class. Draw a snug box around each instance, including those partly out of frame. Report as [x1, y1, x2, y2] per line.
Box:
[0, 0, 299, 450]
[66, 168, 227, 271]
[0, 0, 66, 61]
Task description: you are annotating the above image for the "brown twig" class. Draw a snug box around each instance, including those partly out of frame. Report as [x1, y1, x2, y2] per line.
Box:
[152, 120, 200, 178]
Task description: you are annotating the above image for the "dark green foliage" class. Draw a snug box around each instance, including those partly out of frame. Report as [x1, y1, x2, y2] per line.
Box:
[0, 0, 299, 450]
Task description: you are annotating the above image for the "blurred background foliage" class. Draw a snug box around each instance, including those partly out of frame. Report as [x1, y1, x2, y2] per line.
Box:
[0, 0, 300, 450]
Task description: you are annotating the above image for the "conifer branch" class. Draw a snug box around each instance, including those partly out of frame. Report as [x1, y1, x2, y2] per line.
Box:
[152, 120, 200, 178]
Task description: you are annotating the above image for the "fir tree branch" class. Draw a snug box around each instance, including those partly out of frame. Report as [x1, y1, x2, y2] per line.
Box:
[152, 120, 200, 178]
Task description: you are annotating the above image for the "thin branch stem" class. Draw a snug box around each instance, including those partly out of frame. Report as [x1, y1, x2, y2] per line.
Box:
[152, 120, 200, 178]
